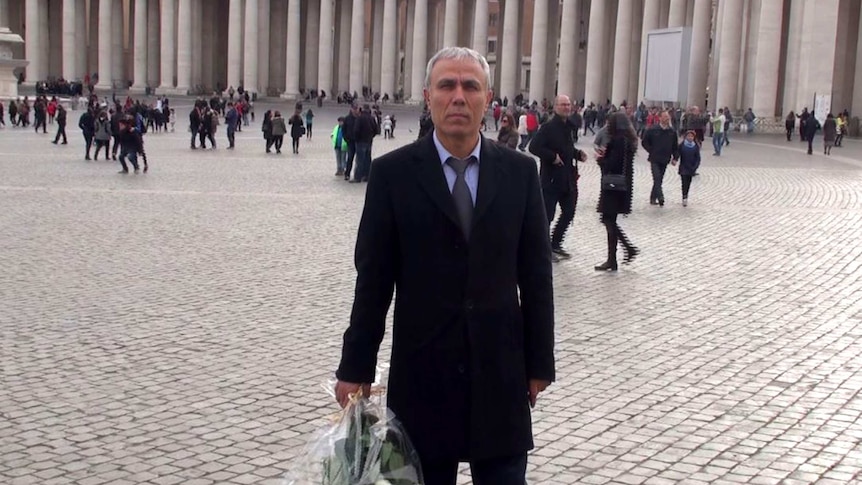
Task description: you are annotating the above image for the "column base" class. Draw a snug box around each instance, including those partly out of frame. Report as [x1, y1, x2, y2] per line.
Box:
[405, 97, 424, 106]
[156, 86, 190, 96]
[0, 59, 29, 100]
[280, 91, 300, 101]
[95, 82, 114, 91]
[129, 86, 149, 95]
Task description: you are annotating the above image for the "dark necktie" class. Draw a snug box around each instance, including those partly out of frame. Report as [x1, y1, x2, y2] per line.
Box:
[446, 156, 475, 240]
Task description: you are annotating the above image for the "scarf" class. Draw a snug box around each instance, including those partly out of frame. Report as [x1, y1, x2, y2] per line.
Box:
[683, 140, 697, 149]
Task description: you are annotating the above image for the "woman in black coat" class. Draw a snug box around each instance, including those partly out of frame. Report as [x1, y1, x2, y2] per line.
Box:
[262, 110, 273, 153]
[595, 112, 638, 271]
[785, 111, 795, 141]
[288, 110, 304, 154]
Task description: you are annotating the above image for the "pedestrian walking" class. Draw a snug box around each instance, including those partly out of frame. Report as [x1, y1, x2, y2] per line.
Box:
[382, 115, 393, 139]
[641, 110, 679, 206]
[0, 100, 5, 128]
[529, 95, 587, 262]
[270, 111, 287, 154]
[304, 109, 314, 139]
[78, 108, 95, 159]
[785, 111, 796, 141]
[52, 105, 68, 144]
[595, 112, 639, 271]
[495, 113, 519, 149]
[94, 111, 112, 160]
[804, 115, 821, 155]
[823, 113, 836, 156]
[262, 110, 274, 153]
[289, 109, 304, 154]
[349, 105, 377, 182]
[335, 47, 554, 485]
[117, 118, 142, 174]
[225, 103, 238, 149]
[723, 107, 732, 146]
[678, 130, 701, 207]
[835, 113, 846, 147]
[343, 105, 359, 179]
[710, 109, 726, 156]
[331, 117, 348, 176]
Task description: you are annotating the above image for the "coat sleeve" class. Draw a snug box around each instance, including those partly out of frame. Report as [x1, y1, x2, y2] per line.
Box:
[336, 162, 397, 384]
[517, 163, 555, 383]
[506, 132, 518, 149]
[641, 129, 652, 153]
[527, 124, 556, 164]
[671, 133, 680, 161]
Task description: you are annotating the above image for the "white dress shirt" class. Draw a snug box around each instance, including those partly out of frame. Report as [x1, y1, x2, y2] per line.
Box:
[432, 130, 481, 206]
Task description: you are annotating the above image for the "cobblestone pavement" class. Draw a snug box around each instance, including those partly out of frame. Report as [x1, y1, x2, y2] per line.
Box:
[2, 100, 862, 485]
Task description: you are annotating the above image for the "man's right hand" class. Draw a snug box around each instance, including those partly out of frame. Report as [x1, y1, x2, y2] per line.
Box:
[335, 380, 371, 408]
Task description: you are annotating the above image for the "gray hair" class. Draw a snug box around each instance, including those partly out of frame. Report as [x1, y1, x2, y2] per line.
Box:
[424, 47, 492, 90]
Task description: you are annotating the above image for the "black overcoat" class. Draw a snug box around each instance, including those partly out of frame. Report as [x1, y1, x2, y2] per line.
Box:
[336, 134, 555, 462]
[597, 135, 635, 216]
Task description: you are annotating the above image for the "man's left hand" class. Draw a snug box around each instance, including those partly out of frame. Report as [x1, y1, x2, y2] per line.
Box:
[528, 379, 551, 408]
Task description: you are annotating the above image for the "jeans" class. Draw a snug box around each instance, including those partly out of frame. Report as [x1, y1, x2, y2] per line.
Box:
[518, 134, 528, 150]
[712, 132, 724, 155]
[747, 121, 755, 133]
[543, 185, 577, 249]
[53, 123, 67, 143]
[190, 125, 199, 147]
[273, 135, 284, 152]
[83, 133, 93, 158]
[334, 148, 346, 172]
[119, 148, 139, 171]
[681, 174, 693, 199]
[227, 128, 236, 148]
[650, 161, 668, 203]
[354, 142, 372, 180]
[421, 453, 527, 485]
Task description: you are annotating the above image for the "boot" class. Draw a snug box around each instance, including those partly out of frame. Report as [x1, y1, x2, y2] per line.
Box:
[595, 224, 619, 271]
[618, 227, 640, 264]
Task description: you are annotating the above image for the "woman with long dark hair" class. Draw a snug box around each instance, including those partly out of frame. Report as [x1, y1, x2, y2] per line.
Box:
[262, 110, 273, 153]
[496, 112, 519, 149]
[595, 111, 639, 271]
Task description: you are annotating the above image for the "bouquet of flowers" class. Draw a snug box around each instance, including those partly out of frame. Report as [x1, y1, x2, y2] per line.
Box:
[283, 384, 424, 485]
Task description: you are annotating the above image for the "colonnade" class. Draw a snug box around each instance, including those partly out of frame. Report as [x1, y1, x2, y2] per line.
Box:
[6, 0, 862, 117]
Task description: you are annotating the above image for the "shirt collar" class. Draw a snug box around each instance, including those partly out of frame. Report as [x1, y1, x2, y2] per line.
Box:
[433, 130, 482, 166]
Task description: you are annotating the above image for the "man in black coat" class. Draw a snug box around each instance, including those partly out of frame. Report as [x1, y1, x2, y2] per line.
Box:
[336, 47, 555, 485]
[342, 105, 359, 181]
[529, 95, 586, 262]
[641, 110, 680, 206]
[51, 104, 68, 145]
[349, 105, 378, 183]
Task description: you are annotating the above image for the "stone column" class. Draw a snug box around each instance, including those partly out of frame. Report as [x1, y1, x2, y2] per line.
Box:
[443, 0, 458, 47]
[404, 0, 415, 98]
[242, 0, 258, 93]
[716, 0, 743, 110]
[557, 0, 579, 99]
[159, 0, 176, 91]
[337, 0, 352, 92]
[348, 0, 365, 95]
[304, 0, 320, 90]
[584, 0, 607, 105]
[88, 0, 98, 76]
[667, 0, 686, 28]
[61, 0, 76, 80]
[472, 0, 488, 56]
[258, 0, 271, 95]
[75, 0, 86, 78]
[318, 0, 335, 96]
[39, 0, 48, 77]
[24, 0, 41, 84]
[191, 0, 202, 87]
[499, 0, 520, 101]
[659, 0, 670, 28]
[131, 0, 147, 92]
[528, 0, 548, 103]
[380, 0, 397, 98]
[175, 0, 191, 92]
[371, 1, 383, 90]
[628, 0, 644, 104]
[781, 0, 803, 113]
[853, 2, 862, 116]
[146, 0, 160, 88]
[408, 0, 427, 103]
[794, 0, 840, 113]
[96, 0, 112, 88]
[227, 0, 243, 91]
[685, 0, 710, 108]
[611, 0, 633, 105]
[283, 0, 301, 98]
[111, 0, 123, 86]
[750, 0, 782, 117]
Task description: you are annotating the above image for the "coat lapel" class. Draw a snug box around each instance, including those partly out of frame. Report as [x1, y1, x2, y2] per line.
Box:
[472, 136, 501, 230]
[413, 135, 462, 232]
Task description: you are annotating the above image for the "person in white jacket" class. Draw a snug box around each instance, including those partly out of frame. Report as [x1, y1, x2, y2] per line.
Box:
[517, 112, 528, 151]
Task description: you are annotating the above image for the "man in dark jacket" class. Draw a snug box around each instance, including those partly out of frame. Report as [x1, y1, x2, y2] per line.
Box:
[529, 95, 587, 262]
[641, 110, 679, 206]
[349, 105, 378, 183]
[51, 104, 68, 145]
[110, 109, 123, 159]
[78, 109, 95, 160]
[342, 104, 359, 180]
[336, 47, 554, 485]
[117, 118, 142, 173]
[189, 107, 202, 149]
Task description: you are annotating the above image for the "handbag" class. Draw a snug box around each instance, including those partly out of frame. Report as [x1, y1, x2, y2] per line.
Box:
[600, 139, 629, 192]
[601, 174, 627, 191]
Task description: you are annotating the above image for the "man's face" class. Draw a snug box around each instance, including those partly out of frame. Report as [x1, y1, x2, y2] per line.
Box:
[553, 96, 573, 118]
[660, 112, 671, 126]
[424, 58, 492, 139]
